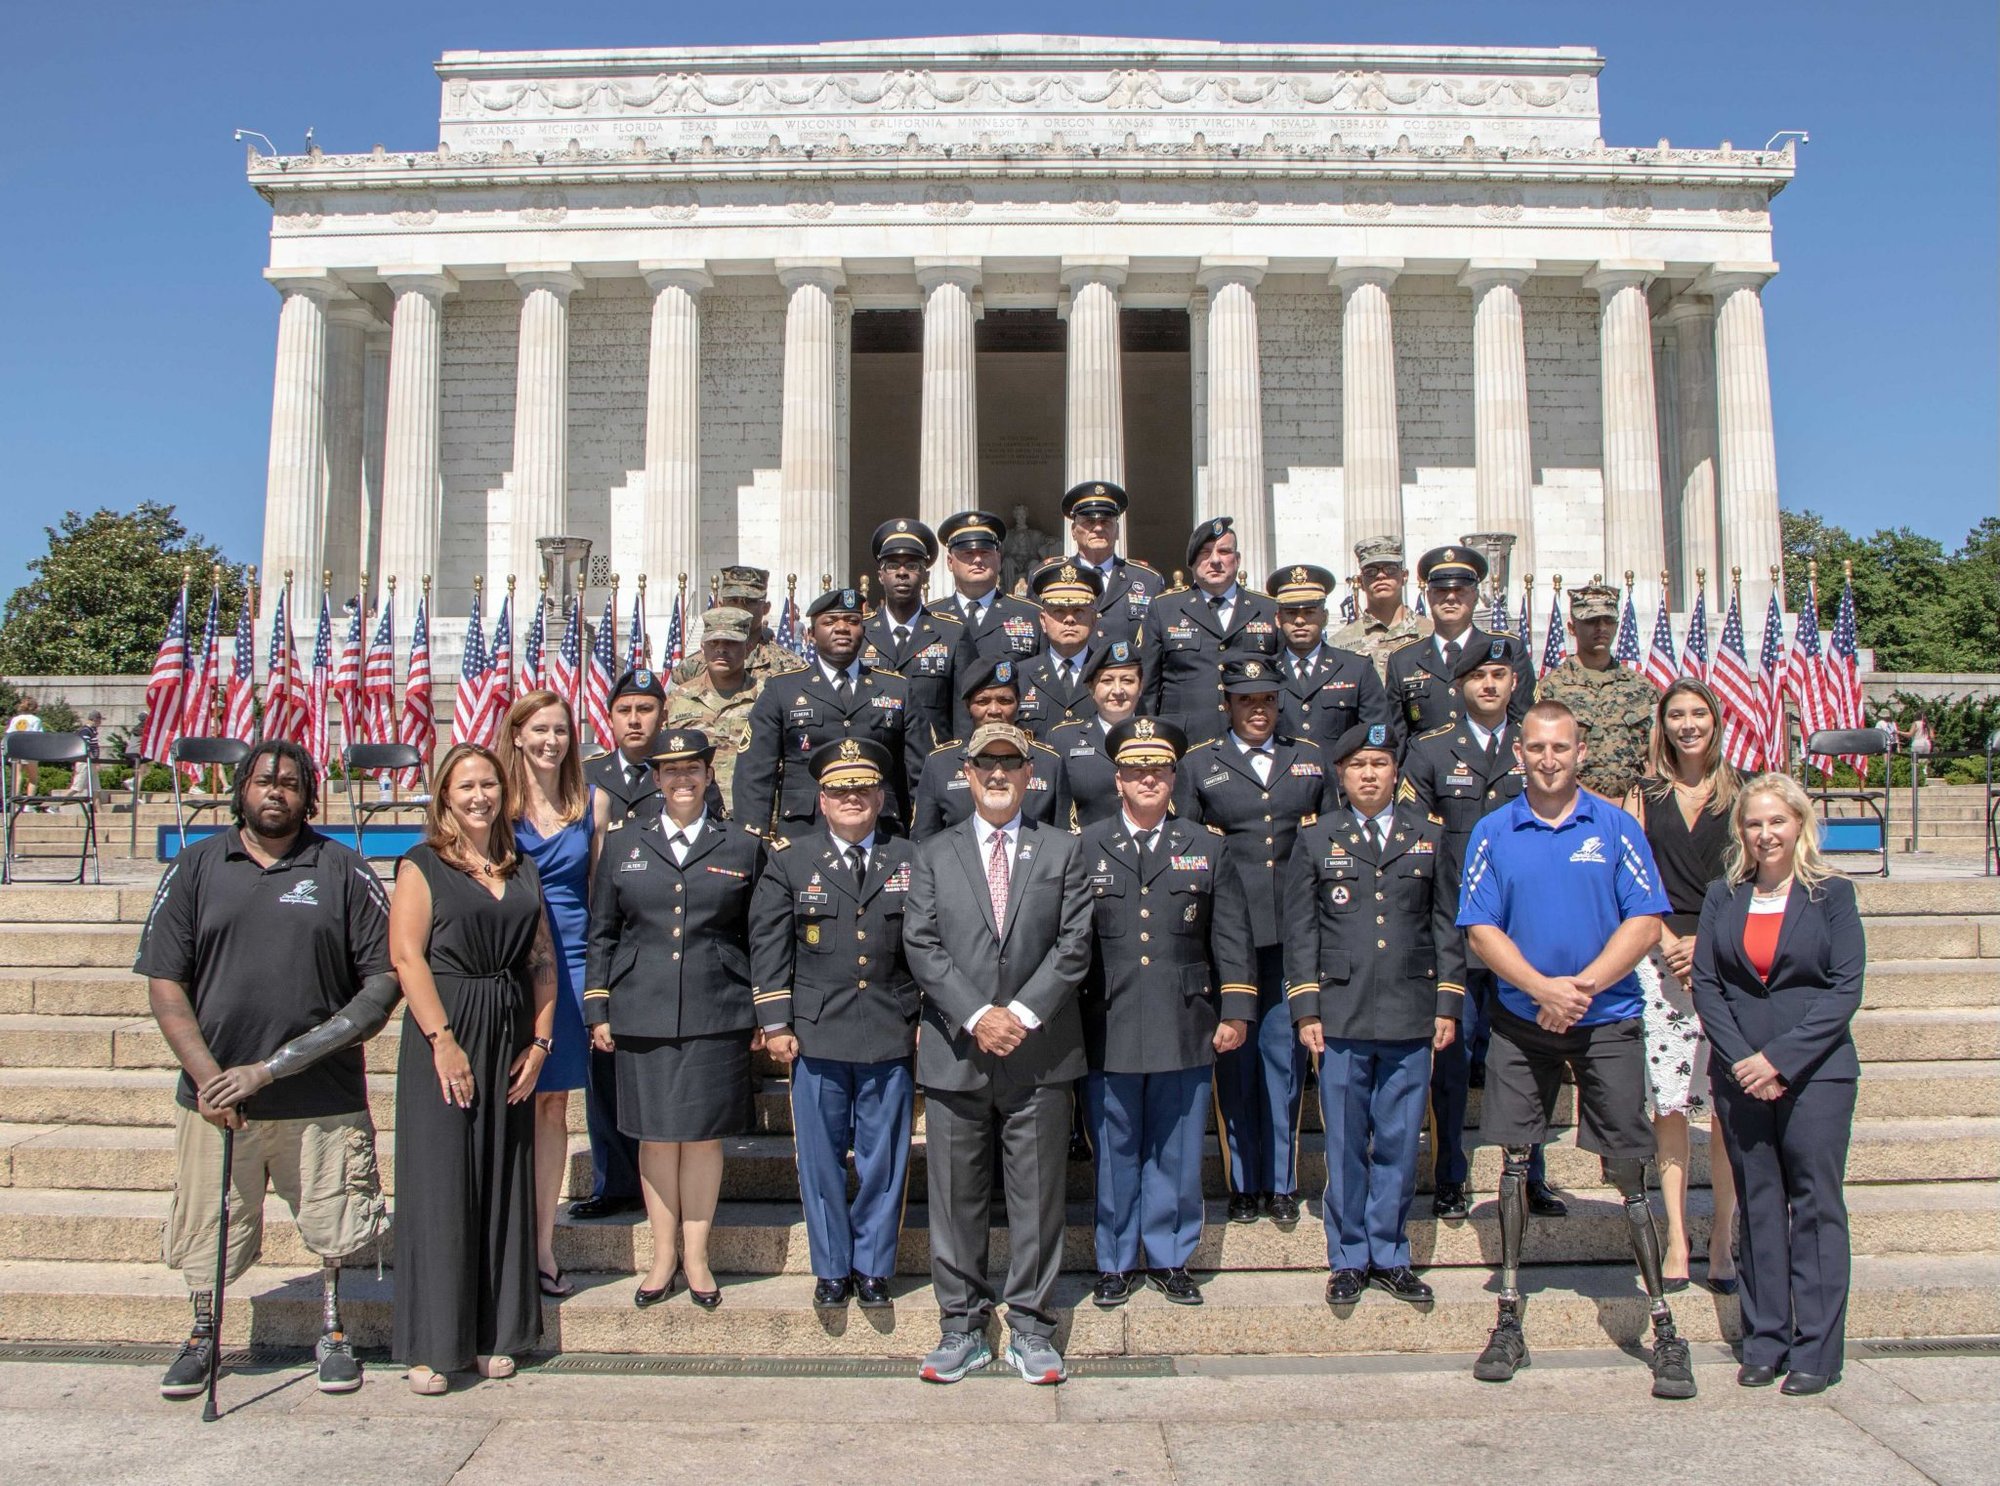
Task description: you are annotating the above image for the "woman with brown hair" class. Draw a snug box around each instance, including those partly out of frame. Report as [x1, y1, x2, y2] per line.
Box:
[500, 690, 611, 1299]
[391, 744, 558, 1395]
[1691, 773, 1863, 1395]
[1625, 677, 1740, 1293]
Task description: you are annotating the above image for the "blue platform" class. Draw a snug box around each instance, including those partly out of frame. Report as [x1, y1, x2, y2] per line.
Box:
[157, 823, 426, 862]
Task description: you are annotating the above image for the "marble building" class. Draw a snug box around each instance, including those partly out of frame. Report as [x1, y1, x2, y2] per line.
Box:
[249, 35, 1793, 639]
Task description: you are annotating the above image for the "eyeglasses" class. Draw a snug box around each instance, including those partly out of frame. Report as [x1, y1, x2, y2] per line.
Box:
[968, 753, 1029, 772]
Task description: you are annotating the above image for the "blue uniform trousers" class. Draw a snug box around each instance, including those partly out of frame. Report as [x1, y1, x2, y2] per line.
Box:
[1443, 968, 1545, 1186]
[1319, 1036, 1431, 1271]
[1215, 944, 1307, 1196]
[790, 1052, 914, 1281]
[585, 1045, 641, 1201]
[1083, 1066, 1212, 1273]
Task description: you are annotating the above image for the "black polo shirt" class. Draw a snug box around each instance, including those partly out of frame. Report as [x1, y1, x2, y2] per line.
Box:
[134, 826, 392, 1120]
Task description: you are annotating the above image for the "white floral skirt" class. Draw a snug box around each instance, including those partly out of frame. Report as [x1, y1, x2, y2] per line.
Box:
[1639, 951, 1711, 1119]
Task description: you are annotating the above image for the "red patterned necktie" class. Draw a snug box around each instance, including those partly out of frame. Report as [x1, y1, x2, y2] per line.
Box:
[987, 827, 1011, 924]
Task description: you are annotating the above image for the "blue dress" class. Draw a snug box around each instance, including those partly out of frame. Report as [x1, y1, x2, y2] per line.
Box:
[517, 789, 594, 1093]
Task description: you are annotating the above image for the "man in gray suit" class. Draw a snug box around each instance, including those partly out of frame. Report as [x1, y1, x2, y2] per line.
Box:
[903, 720, 1093, 1384]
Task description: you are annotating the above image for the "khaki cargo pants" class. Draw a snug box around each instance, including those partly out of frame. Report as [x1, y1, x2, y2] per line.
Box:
[165, 1105, 388, 1290]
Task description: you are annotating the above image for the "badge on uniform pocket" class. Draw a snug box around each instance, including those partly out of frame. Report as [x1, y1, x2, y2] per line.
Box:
[1330, 885, 1350, 904]
[804, 924, 821, 945]
[1184, 902, 1200, 923]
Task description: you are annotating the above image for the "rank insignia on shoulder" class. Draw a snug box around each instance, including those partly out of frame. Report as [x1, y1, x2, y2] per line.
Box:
[1428, 813, 1444, 826]
[607, 819, 625, 832]
[1206, 823, 1226, 836]
[1300, 812, 1318, 827]
[769, 835, 792, 851]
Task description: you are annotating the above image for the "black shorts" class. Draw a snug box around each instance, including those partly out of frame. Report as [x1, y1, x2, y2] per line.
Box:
[1482, 1008, 1654, 1161]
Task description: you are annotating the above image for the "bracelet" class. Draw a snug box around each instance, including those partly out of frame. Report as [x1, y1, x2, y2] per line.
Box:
[424, 1022, 453, 1045]
[531, 1036, 554, 1054]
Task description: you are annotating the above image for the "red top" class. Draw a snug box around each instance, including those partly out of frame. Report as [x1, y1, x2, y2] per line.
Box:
[1743, 910, 1783, 981]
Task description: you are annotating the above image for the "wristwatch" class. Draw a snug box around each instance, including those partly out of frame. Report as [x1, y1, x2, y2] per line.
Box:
[531, 1036, 555, 1054]
[423, 1022, 453, 1045]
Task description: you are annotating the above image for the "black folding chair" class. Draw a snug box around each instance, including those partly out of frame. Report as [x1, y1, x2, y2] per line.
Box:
[2, 732, 101, 884]
[342, 743, 428, 862]
[1804, 727, 1892, 877]
[168, 737, 252, 849]
[1984, 732, 2000, 877]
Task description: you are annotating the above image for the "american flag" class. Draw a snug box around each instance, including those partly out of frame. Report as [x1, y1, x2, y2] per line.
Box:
[663, 589, 686, 668]
[629, 587, 652, 670]
[1517, 580, 1532, 657]
[1338, 587, 1357, 625]
[222, 579, 258, 744]
[1709, 584, 1765, 772]
[522, 593, 547, 693]
[306, 589, 334, 769]
[488, 594, 515, 725]
[776, 589, 806, 657]
[1538, 586, 1567, 676]
[137, 584, 189, 762]
[1414, 588, 1428, 618]
[182, 584, 221, 743]
[1679, 578, 1711, 681]
[1488, 586, 1509, 637]
[333, 593, 363, 749]
[1785, 579, 1839, 777]
[397, 593, 435, 787]
[583, 595, 617, 744]
[549, 595, 581, 716]
[1757, 589, 1789, 770]
[1642, 596, 1679, 694]
[1614, 585, 1642, 670]
[261, 585, 304, 746]
[451, 587, 491, 749]
[361, 597, 397, 749]
[1827, 573, 1869, 774]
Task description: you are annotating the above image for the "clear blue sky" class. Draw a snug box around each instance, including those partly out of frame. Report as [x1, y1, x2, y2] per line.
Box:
[2, 1, 1993, 598]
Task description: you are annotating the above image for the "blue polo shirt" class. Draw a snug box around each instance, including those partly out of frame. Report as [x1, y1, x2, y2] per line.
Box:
[1457, 790, 1669, 1026]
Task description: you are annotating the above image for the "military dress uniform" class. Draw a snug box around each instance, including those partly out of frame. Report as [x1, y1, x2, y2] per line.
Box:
[1142, 518, 1283, 745]
[1385, 547, 1535, 743]
[665, 610, 768, 812]
[1077, 721, 1257, 1306]
[1283, 740, 1464, 1292]
[1266, 563, 1393, 749]
[747, 742, 919, 1304]
[1173, 658, 1339, 1218]
[1330, 536, 1431, 683]
[1048, 641, 1146, 829]
[861, 519, 963, 754]
[1535, 656, 1660, 801]
[910, 658, 1069, 839]
[1060, 481, 1165, 650]
[933, 512, 1045, 743]
[584, 667, 671, 826]
[1010, 558, 1108, 740]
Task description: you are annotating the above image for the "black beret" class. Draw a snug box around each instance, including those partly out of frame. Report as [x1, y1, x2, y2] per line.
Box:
[1454, 632, 1528, 682]
[806, 587, 865, 618]
[1329, 721, 1397, 765]
[610, 667, 666, 704]
[959, 654, 1024, 700]
[1187, 515, 1236, 568]
[1081, 639, 1142, 683]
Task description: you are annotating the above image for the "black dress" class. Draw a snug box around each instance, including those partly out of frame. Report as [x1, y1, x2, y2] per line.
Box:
[392, 843, 544, 1371]
[1637, 780, 1734, 1117]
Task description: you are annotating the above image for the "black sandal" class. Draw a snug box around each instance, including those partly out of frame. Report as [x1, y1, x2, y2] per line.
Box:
[539, 1267, 575, 1298]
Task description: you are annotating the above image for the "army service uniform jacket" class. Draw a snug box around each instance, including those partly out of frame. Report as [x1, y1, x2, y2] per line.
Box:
[733, 663, 924, 836]
[1077, 814, 1258, 1074]
[1275, 644, 1394, 749]
[910, 738, 1068, 841]
[1141, 587, 1284, 744]
[1385, 626, 1535, 744]
[1079, 554, 1164, 650]
[1011, 649, 1099, 740]
[583, 814, 765, 1040]
[1172, 734, 1339, 950]
[1051, 717, 1124, 829]
[747, 833, 919, 1065]
[862, 607, 963, 755]
[938, 592, 1045, 739]
[1282, 803, 1465, 1041]
[1400, 720, 1527, 871]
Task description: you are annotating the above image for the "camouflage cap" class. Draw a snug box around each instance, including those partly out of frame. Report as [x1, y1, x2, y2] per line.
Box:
[717, 565, 770, 602]
[700, 605, 754, 643]
[962, 722, 1032, 760]
[1568, 583, 1622, 622]
[1353, 535, 1406, 568]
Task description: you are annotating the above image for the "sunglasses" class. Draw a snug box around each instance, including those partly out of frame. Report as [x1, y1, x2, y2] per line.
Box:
[821, 784, 879, 800]
[967, 753, 1029, 772]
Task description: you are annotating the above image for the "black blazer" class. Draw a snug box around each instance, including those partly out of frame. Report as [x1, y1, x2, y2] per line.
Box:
[1690, 875, 1864, 1085]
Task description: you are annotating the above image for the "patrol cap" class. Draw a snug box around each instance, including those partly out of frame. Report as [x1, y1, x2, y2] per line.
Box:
[1029, 558, 1104, 608]
[1330, 722, 1397, 766]
[1353, 535, 1407, 569]
[1187, 515, 1236, 567]
[810, 737, 890, 791]
[1416, 545, 1488, 589]
[1454, 632, 1527, 682]
[806, 587, 865, 619]
[1219, 654, 1282, 695]
[699, 605, 753, 644]
[872, 518, 938, 565]
[1568, 583, 1622, 622]
[647, 728, 716, 766]
[717, 565, 769, 602]
[1266, 563, 1336, 608]
[962, 721, 1032, 760]
[1082, 639, 1142, 683]
[959, 654, 1022, 701]
[939, 510, 1005, 550]
[1062, 480, 1128, 520]
[610, 667, 667, 704]
[1104, 716, 1186, 768]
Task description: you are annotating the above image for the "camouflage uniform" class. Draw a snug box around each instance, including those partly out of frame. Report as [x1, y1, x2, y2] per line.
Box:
[671, 634, 797, 686]
[1536, 658, 1660, 800]
[665, 672, 763, 807]
[1330, 607, 1433, 685]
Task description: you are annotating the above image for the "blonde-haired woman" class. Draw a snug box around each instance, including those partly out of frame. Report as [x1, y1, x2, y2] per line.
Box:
[1625, 678, 1740, 1293]
[1691, 773, 1863, 1396]
[391, 745, 558, 1394]
[501, 690, 611, 1300]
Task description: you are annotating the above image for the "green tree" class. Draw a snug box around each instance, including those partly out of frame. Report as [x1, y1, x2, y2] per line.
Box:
[0, 504, 249, 675]
[1779, 509, 2000, 672]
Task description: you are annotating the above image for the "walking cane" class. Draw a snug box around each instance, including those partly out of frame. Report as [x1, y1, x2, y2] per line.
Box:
[201, 1125, 235, 1423]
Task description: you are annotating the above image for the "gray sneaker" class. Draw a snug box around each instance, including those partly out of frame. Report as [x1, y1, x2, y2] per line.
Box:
[315, 1331, 362, 1394]
[917, 1330, 993, 1384]
[1006, 1332, 1067, 1385]
[159, 1334, 215, 1399]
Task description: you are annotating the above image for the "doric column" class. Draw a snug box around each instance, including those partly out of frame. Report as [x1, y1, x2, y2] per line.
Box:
[1653, 326, 1684, 604]
[1198, 258, 1270, 580]
[1333, 258, 1405, 547]
[260, 269, 335, 625]
[359, 332, 389, 600]
[1460, 260, 1537, 583]
[1662, 298, 1719, 606]
[915, 259, 981, 536]
[322, 300, 375, 599]
[1061, 258, 1127, 488]
[1699, 263, 1783, 619]
[376, 267, 456, 609]
[639, 261, 711, 604]
[508, 263, 582, 585]
[1188, 290, 1210, 517]
[776, 259, 846, 589]
[1584, 260, 1669, 613]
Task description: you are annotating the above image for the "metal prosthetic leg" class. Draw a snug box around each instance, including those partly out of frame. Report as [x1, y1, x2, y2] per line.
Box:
[1604, 1157, 1678, 1337]
[191, 1288, 215, 1339]
[320, 1262, 342, 1338]
[1496, 1146, 1533, 1309]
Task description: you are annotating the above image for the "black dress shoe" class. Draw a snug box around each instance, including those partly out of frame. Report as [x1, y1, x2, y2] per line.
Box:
[1265, 1192, 1301, 1224]
[812, 1276, 852, 1309]
[1146, 1267, 1203, 1306]
[1325, 1268, 1366, 1306]
[1369, 1265, 1435, 1305]
[1737, 1363, 1778, 1388]
[1663, 1276, 1691, 1294]
[1780, 1370, 1838, 1396]
[634, 1274, 678, 1308]
[1091, 1271, 1135, 1309]
[1527, 1182, 1569, 1218]
[688, 1279, 722, 1311]
[570, 1194, 643, 1221]
[1227, 1193, 1261, 1224]
[1431, 1182, 1470, 1219]
[1707, 1273, 1739, 1296]
[855, 1274, 893, 1310]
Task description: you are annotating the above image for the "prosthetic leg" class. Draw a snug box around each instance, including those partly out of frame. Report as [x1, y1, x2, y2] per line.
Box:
[1605, 1157, 1695, 1399]
[1472, 1147, 1535, 1381]
[315, 1261, 362, 1393]
[159, 1289, 218, 1399]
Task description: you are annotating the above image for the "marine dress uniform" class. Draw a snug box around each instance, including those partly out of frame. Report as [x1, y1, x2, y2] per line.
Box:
[1141, 516, 1283, 745]
[1285, 723, 1465, 1304]
[1173, 657, 1339, 1221]
[910, 658, 1068, 840]
[1077, 720, 1257, 1308]
[583, 732, 767, 1144]
[733, 589, 923, 838]
[861, 519, 964, 754]
[1012, 560, 1106, 740]
[747, 741, 919, 1309]
[1060, 480, 1165, 650]
[1264, 564, 1394, 748]
[1385, 546, 1535, 742]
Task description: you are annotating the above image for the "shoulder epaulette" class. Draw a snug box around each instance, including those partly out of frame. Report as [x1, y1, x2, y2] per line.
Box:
[1288, 736, 1324, 754]
[928, 609, 964, 627]
[1206, 822, 1226, 837]
[1300, 812, 1319, 827]
[1417, 722, 1456, 742]
[927, 738, 964, 757]
[1030, 740, 1059, 758]
[1185, 736, 1221, 753]
[583, 747, 611, 762]
[771, 657, 810, 676]
[1161, 583, 1191, 596]
[1126, 558, 1161, 575]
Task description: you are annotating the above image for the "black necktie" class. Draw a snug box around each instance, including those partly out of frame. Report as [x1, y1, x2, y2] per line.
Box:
[1443, 639, 1462, 670]
[833, 670, 851, 700]
[1139, 826, 1161, 858]
[846, 842, 866, 885]
[1485, 730, 1501, 767]
[892, 624, 910, 651]
[1370, 820, 1386, 854]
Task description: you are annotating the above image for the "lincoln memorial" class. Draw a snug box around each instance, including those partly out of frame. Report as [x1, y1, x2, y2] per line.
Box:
[249, 35, 1793, 635]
